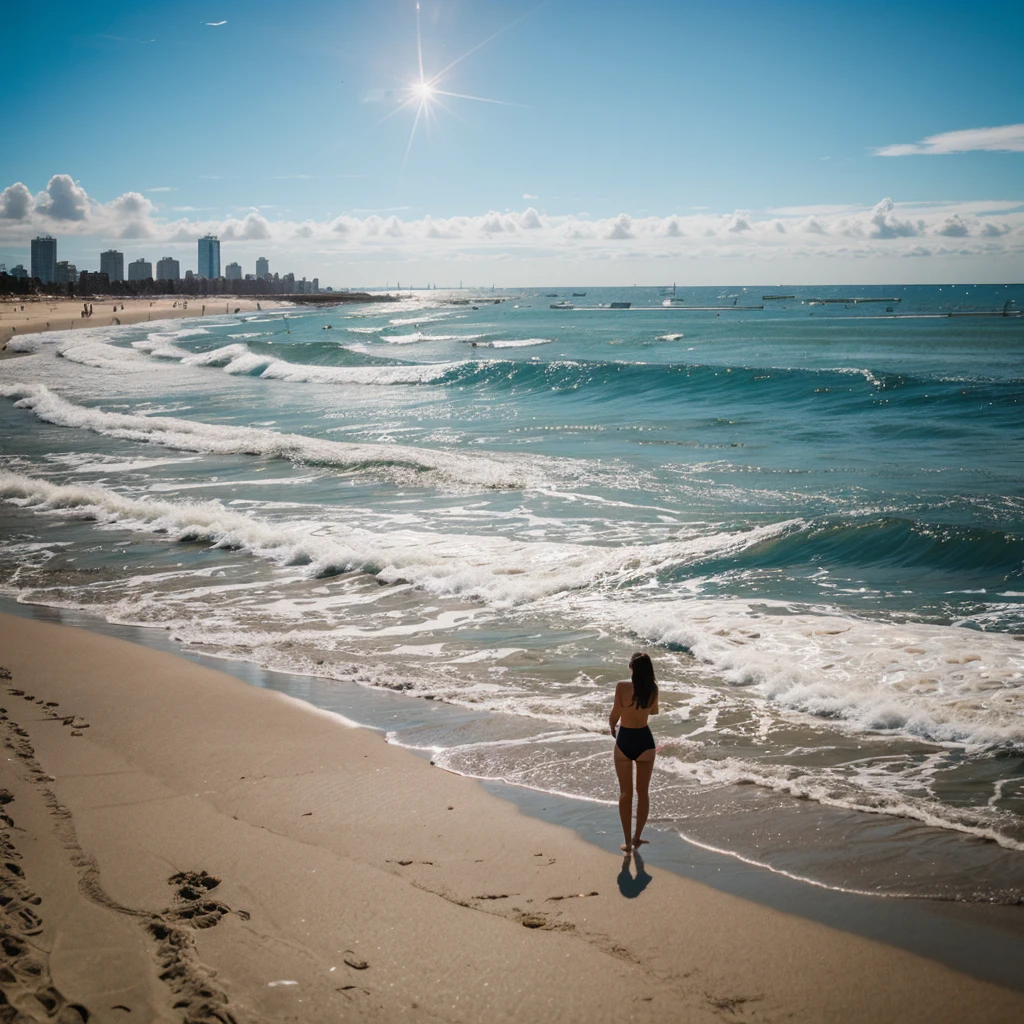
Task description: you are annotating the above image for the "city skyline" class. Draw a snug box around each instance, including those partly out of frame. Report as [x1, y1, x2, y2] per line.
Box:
[1, 0, 1021, 285]
[16, 233, 298, 287]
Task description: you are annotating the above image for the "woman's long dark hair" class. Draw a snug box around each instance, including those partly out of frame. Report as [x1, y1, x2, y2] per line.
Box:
[629, 652, 657, 709]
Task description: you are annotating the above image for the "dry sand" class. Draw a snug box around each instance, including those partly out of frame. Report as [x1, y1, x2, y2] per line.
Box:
[0, 611, 1021, 1023]
[0, 297, 290, 350]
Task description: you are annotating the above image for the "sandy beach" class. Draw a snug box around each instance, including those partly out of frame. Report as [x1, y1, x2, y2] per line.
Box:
[0, 297, 290, 350]
[0, 611, 1020, 1024]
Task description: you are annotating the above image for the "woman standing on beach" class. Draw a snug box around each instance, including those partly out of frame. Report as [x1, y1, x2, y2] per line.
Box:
[609, 653, 659, 853]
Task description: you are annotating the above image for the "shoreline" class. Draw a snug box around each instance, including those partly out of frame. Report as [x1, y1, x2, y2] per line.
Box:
[0, 295, 294, 349]
[1, 603, 1023, 1022]
[6, 599, 1023, 946]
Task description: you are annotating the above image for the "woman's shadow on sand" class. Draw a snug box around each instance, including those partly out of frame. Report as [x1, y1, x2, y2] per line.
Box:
[617, 850, 652, 898]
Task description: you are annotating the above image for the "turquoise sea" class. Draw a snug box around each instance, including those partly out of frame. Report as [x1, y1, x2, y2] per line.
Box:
[1, 283, 1022, 902]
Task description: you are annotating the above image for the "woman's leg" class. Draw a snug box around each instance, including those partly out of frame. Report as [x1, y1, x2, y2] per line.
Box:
[632, 751, 655, 847]
[613, 745, 634, 852]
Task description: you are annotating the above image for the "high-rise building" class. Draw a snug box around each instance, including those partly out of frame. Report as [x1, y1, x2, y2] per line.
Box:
[198, 235, 220, 279]
[100, 249, 124, 283]
[31, 236, 57, 284]
[128, 258, 153, 281]
[255, 256, 269, 280]
[156, 257, 180, 281]
[225, 262, 242, 281]
[54, 261, 78, 285]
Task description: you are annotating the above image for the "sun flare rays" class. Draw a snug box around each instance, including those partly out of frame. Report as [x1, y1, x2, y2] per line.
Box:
[385, 2, 528, 168]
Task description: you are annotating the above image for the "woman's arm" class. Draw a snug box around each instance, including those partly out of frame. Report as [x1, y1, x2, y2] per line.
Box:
[609, 682, 625, 736]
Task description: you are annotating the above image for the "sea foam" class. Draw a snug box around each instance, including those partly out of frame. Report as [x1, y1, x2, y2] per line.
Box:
[1, 382, 554, 490]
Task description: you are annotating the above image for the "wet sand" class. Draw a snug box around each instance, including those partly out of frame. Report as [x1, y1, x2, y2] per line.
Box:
[0, 611, 1022, 1023]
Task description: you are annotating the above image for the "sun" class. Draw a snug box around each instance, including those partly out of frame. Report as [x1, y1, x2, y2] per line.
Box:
[379, 2, 526, 168]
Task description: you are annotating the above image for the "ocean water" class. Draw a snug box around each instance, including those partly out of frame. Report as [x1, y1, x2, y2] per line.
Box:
[1, 283, 1023, 902]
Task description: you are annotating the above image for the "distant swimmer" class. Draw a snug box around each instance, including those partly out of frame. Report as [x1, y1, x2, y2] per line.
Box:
[609, 653, 659, 854]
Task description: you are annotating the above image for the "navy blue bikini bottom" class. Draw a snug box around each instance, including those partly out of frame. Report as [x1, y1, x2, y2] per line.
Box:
[616, 725, 655, 761]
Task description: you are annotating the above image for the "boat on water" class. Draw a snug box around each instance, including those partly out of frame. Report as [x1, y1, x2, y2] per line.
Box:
[550, 301, 574, 310]
[544, 292, 559, 297]
[572, 292, 586, 297]
[610, 301, 631, 309]
[661, 297, 685, 306]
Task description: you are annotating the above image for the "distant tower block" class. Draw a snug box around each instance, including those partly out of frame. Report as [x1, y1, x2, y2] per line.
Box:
[256, 256, 270, 280]
[156, 256, 180, 281]
[128, 258, 153, 281]
[198, 235, 221, 279]
[225, 262, 242, 281]
[31, 236, 57, 284]
[100, 249, 124, 283]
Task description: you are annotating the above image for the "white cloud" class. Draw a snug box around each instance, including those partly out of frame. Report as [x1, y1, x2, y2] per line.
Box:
[866, 197, 919, 239]
[876, 123, 1024, 156]
[0, 182, 32, 220]
[605, 213, 633, 239]
[35, 174, 90, 221]
[936, 214, 969, 238]
[106, 191, 156, 239]
[1, 176, 1022, 281]
[800, 216, 828, 235]
[119, 220, 154, 240]
[519, 207, 542, 230]
[220, 212, 272, 240]
[204, 21, 227, 27]
[522, 193, 538, 200]
[109, 192, 154, 218]
[145, 186, 177, 193]
[480, 211, 511, 234]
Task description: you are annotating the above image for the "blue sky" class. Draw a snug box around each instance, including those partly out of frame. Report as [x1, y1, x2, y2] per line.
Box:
[2, 0, 1022, 285]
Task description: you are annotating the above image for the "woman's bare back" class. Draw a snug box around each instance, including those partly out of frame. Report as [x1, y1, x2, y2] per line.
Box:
[613, 681, 659, 728]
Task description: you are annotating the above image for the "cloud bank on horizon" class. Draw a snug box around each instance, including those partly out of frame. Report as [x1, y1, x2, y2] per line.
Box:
[1, 175, 1021, 272]
[876, 123, 1024, 157]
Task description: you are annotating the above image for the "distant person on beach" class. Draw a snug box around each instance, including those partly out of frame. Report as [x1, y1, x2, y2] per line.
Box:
[609, 652, 659, 853]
